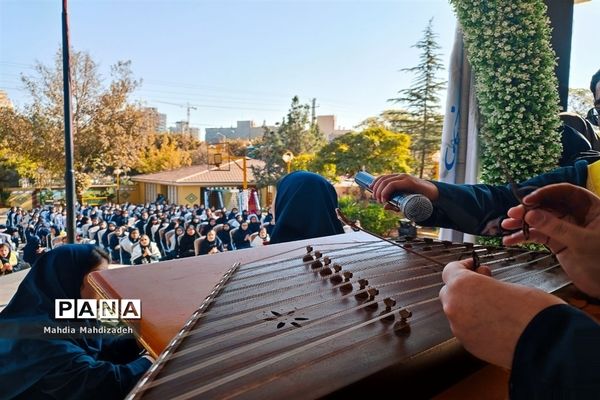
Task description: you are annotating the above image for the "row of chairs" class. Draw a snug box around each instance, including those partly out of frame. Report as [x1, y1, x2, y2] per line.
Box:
[82, 219, 270, 264]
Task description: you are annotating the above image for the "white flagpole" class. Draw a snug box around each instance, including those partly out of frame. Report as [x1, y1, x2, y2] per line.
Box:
[439, 26, 467, 242]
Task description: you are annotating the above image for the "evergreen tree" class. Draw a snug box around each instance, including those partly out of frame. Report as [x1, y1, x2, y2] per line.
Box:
[251, 129, 285, 188]
[251, 96, 326, 187]
[388, 18, 445, 179]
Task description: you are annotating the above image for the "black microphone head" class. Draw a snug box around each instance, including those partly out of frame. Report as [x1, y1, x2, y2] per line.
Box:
[401, 194, 433, 223]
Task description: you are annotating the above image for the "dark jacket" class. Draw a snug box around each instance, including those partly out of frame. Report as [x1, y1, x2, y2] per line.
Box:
[198, 237, 224, 255]
[23, 232, 43, 265]
[232, 227, 252, 249]
[217, 227, 232, 250]
[421, 160, 589, 236]
[510, 304, 600, 399]
[0, 245, 150, 399]
[178, 233, 197, 258]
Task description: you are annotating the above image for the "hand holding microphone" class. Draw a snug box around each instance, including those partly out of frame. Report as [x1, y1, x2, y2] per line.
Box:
[355, 171, 438, 223]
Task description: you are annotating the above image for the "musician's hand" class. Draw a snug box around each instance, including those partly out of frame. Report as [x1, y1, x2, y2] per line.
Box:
[502, 183, 600, 298]
[370, 174, 439, 210]
[439, 259, 564, 369]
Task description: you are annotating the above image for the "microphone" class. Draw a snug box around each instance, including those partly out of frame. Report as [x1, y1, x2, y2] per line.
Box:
[354, 171, 433, 223]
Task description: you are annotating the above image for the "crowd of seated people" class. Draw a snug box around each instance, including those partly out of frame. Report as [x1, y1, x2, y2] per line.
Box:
[1, 202, 280, 270]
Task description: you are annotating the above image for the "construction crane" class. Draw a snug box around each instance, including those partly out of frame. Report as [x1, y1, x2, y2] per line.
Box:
[154, 101, 197, 135]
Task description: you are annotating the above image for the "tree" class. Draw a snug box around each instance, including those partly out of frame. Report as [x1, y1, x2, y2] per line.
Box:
[135, 133, 193, 174]
[251, 96, 326, 187]
[227, 138, 256, 157]
[0, 157, 21, 188]
[568, 88, 595, 117]
[0, 110, 40, 180]
[388, 18, 445, 179]
[251, 129, 285, 188]
[291, 153, 316, 172]
[313, 126, 412, 178]
[0, 49, 149, 200]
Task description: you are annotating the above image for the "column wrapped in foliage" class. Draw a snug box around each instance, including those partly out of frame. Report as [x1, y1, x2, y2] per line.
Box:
[450, 0, 562, 183]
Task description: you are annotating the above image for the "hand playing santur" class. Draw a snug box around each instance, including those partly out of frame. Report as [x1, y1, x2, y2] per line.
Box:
[439, 259, 564, 369]
[502, 183, 600, 298]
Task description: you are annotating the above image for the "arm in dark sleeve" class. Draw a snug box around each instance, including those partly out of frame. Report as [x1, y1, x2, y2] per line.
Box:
[509, 304, 600, 400]
[109, 235, 117, 250]
[99, 336, 143, 364]
[232, 232, 242, 248]
[14, 256, 30, 272]
[420, 160, 589, 235]
[40, 350, 151, 400]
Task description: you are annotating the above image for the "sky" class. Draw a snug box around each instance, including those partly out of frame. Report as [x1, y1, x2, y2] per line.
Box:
[1, 0, 599, 139]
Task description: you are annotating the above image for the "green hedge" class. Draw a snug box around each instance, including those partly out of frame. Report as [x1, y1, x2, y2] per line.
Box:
[450, 0, 562, 184]
[338, 196, 400, 236]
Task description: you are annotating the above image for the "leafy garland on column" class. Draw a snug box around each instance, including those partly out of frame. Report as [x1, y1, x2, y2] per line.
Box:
[449, 0, 562, 184]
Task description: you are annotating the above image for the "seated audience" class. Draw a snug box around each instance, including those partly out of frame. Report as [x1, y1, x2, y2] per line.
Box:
[227, 207, 238, 221]
[217, 223, 232, 251]
[198, 230, 224, 255]
[0, 243, 30, 275]
[101, 221, 117, 251]
[165, 225, 184, 260]
[232, 221, 252, 250]
[178, 225, 198, 258]
[265, 219, 276, 236]
[200, 218, 217, 236]
[119, 228, 140, 265]
[23, 231, 45, 265]
[251, 227, 270, 247]
[108, 226, 126, 263]
[131, 234, 161, 265]
[247, 215, 261, 234]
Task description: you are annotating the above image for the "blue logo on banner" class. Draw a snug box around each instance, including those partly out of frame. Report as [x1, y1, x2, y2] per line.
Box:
[443, 105, 461, 172]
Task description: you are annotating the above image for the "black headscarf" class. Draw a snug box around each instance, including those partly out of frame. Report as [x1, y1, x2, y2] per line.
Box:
[0, 245, 105, 397]
[270, 171, 344, 244]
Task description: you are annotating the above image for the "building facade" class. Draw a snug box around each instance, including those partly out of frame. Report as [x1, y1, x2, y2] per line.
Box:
[316, 115, 351, 141]
[205, 115, 350, 144]
[143, 107, 167, 132]
[131, 158, 270, 209]
[169, 121, 200, 139]
[205, 120, 277, 144]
